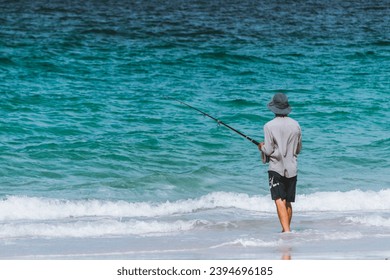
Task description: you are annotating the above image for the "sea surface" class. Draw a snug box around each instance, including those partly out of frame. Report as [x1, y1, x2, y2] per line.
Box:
[0, 0, 389, 259]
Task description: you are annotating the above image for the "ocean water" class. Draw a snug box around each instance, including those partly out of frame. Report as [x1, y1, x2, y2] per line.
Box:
[0, 0, 389, 259]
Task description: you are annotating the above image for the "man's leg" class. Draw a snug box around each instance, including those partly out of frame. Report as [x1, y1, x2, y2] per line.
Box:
[286, 201, 293, 227]
[285, 175, 296, 229]
[275, 198, 290, 232]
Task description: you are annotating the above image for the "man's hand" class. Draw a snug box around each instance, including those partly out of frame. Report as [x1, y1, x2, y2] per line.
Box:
[258, 142, 264, 151]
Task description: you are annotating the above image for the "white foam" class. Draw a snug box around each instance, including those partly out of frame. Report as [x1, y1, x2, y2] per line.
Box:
[0, 193, 272, 221]
[211, 238, 281, 248]
[345, 215, 390, 228]
[295, 189, 390, 212]
[299, 230, 364, 241]
[0, 189, 389, 222]
[211, 229, 366, 249]
[0, 219, 202, 239]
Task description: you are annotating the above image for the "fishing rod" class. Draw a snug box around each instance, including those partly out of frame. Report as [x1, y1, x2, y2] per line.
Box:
[166, 96, 260, 146]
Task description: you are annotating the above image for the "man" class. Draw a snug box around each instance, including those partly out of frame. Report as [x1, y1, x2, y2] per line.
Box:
[258, 93, 302, 232]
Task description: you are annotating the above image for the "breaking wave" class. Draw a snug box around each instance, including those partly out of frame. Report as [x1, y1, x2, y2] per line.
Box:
[1, 189, 389, 221]
[0, 189, 389, 239]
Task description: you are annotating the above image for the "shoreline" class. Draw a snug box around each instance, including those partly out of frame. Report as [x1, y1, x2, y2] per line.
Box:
[2, 235, 389, 260]
[1, 212, 389, 260]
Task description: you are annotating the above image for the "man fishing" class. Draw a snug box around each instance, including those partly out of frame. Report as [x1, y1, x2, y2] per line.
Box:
[168, 95, 301, 232]
[258, 93, 302, 233]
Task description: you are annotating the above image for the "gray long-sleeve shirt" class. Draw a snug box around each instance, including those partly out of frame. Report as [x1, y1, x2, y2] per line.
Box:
[261, 116, 302, 178]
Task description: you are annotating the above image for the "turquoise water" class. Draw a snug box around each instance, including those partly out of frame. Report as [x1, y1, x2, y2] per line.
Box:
[0, 0, 389, 258]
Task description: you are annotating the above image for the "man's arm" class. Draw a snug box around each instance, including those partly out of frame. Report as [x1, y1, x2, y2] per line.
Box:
[258, 125, 273, 163]
[258, 142, 269, 164]
[261, 125, 274, 156]
[296, 126, 302, 155]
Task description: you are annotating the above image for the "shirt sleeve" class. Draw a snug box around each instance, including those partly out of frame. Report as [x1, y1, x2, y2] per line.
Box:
[296, 126, 302, 155]
[261, 124, 274, 156]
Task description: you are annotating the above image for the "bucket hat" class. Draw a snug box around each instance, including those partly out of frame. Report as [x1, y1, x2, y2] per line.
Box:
[267, 93, 291, 115]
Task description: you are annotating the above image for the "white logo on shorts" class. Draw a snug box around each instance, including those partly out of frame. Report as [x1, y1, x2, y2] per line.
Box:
[269, 176, 280, 188]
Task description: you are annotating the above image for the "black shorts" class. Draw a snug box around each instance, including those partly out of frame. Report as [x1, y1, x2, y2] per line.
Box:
[268, 171, 297, 202]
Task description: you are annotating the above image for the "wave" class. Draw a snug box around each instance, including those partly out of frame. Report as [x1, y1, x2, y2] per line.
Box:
[211, 230, 365, 249]
[1, 189, 389, 221]
[295, 189, 390, 212]
[0, 190, 389, 240]
[0, 219, 204, 239]
[211, 238, 281, 248]
[345, 215, 390, 228]
[0, 57, 15, 65]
